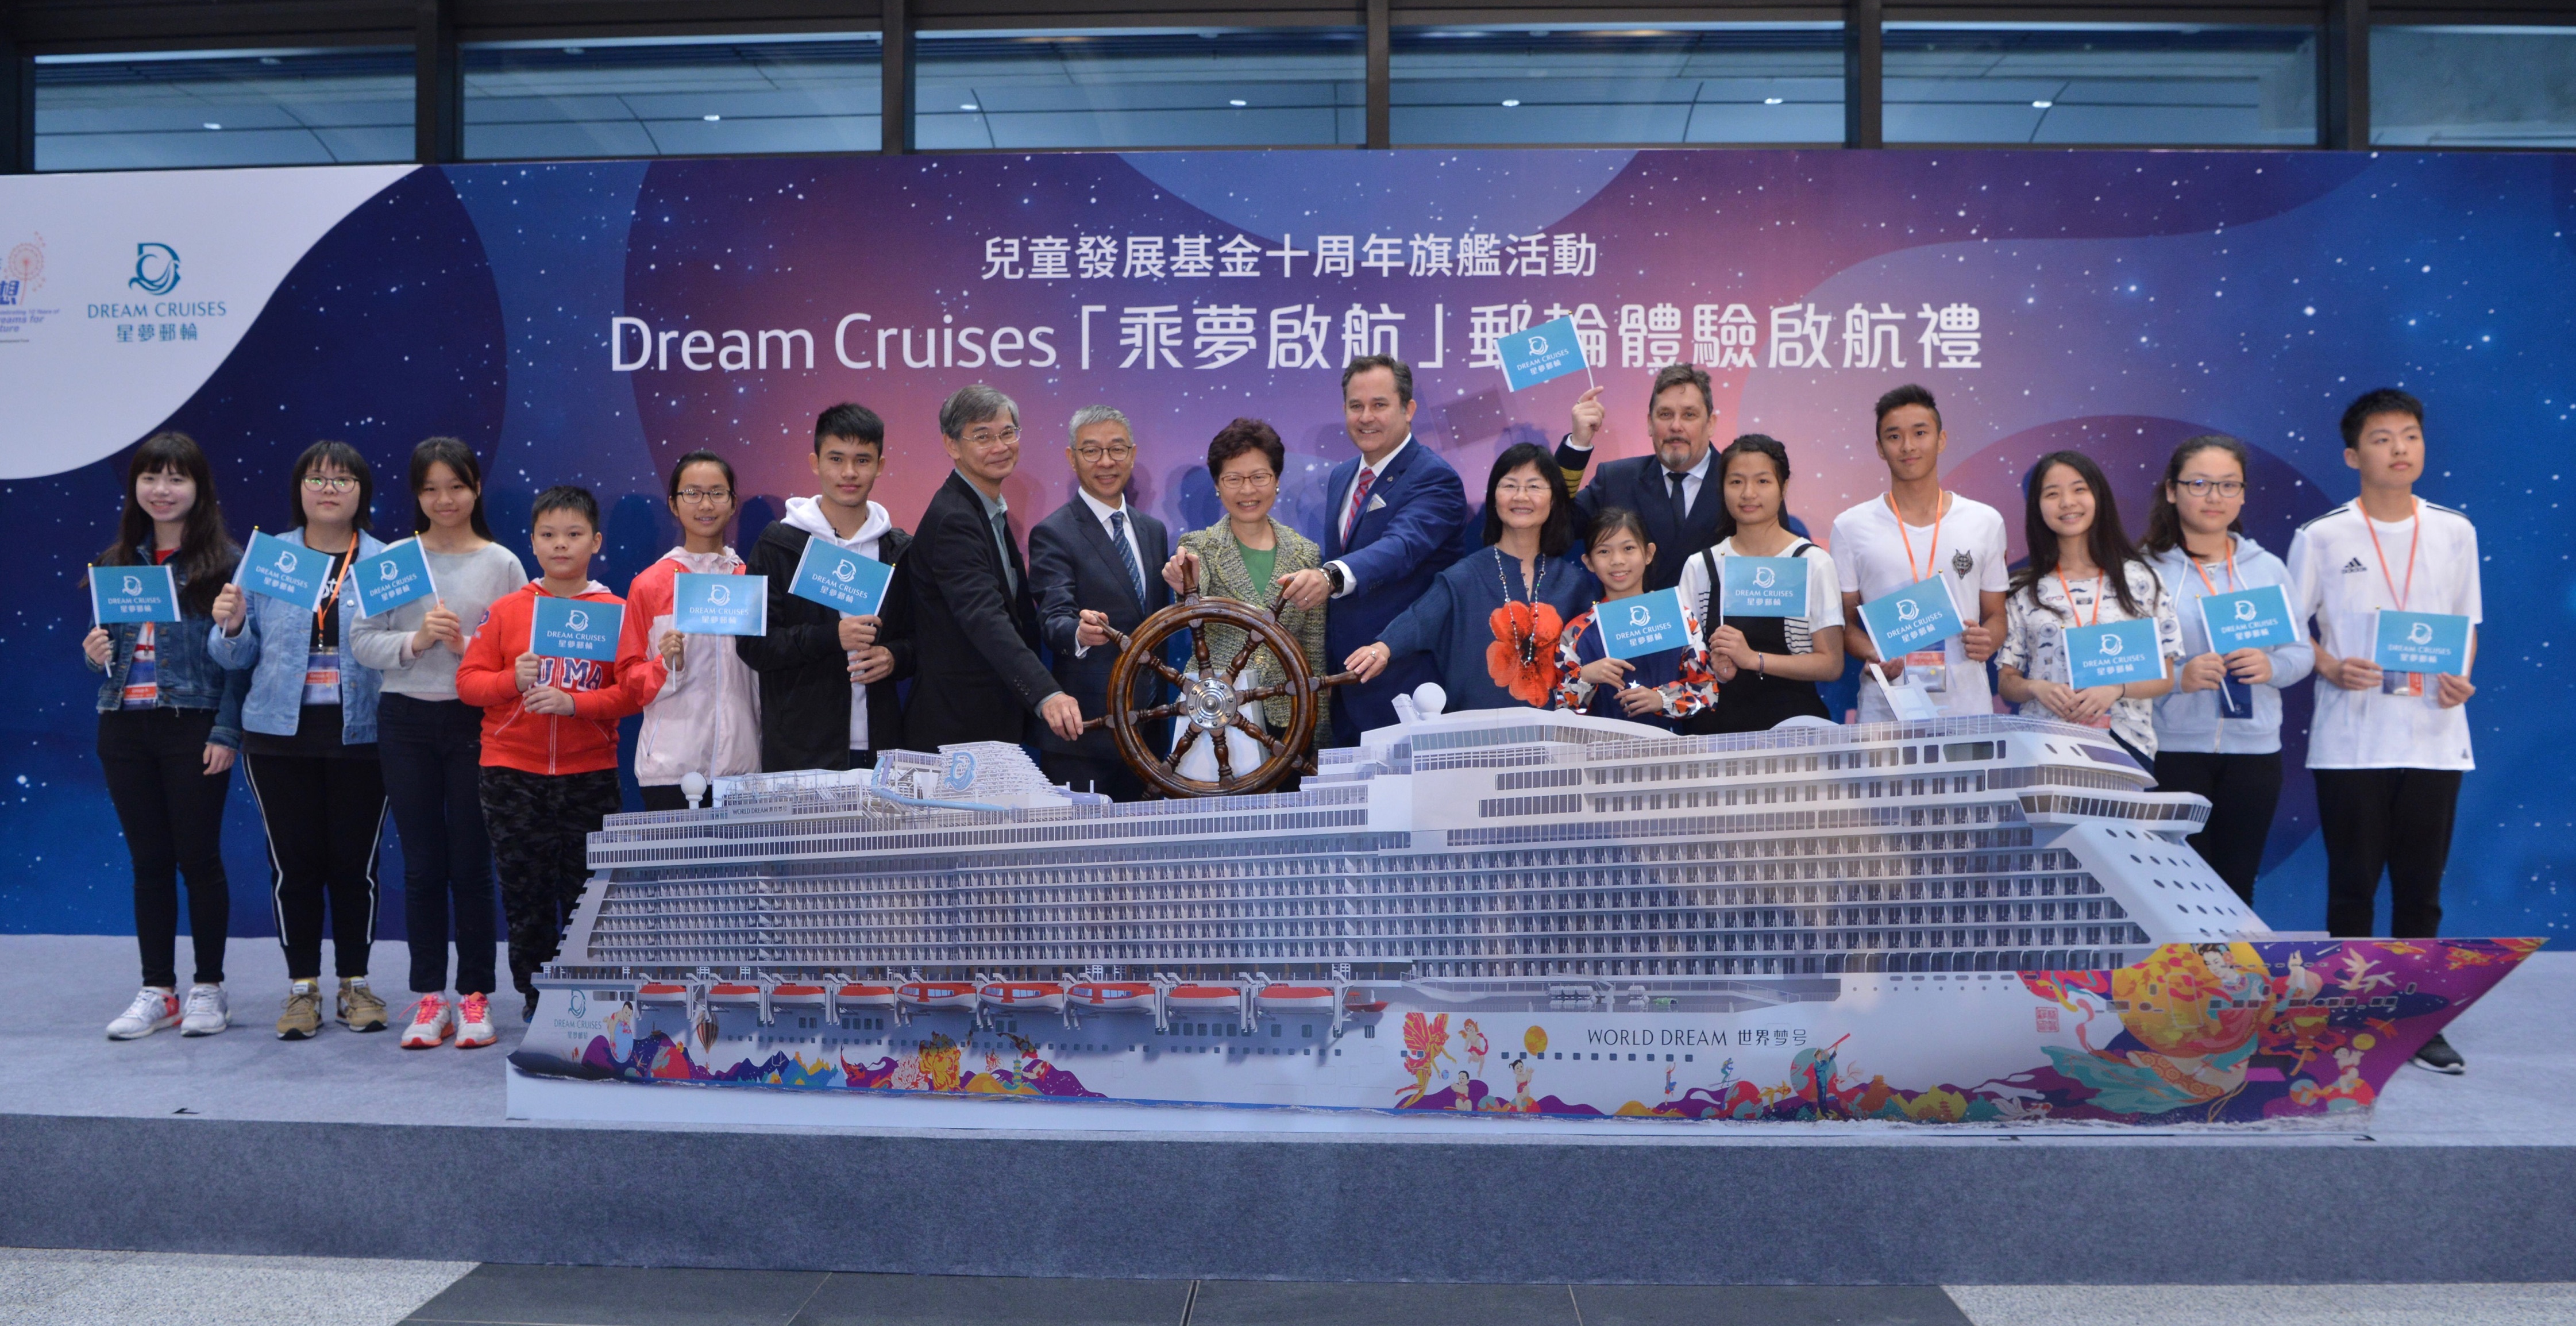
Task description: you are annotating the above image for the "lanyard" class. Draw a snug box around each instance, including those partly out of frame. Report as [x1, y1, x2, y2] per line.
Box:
[2186, 543, 2239, 599]
[2362, 499, 2420, 611]
[1886, 492, 1947, 583]
[311, 542, 355, 643]
[2054, 571, 2104, 627]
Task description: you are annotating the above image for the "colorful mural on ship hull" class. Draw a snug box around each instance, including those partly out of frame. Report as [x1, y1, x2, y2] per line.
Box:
[512, 939, 2536, 1125]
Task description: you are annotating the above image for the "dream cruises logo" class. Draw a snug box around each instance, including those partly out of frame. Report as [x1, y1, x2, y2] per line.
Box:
[129, 243, 180, 296]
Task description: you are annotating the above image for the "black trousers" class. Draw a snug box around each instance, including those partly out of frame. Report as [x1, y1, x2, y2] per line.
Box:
[377, 694, 497, 996]
[244, 750, 388, 982]
[97, 708, 234, 989]
[2151, 750, 2284, 907]
[480, 766, 623, 997]
[1041, 751, 1149, 803]
[2314, 766, 2463, 939]
[638, 783, 691, 812]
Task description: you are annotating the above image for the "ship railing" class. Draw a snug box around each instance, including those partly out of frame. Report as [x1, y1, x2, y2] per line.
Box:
[1582, 713, 2110, 763]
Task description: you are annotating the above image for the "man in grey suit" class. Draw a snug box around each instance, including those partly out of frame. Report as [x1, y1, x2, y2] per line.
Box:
[1028, 404, 1173, 802]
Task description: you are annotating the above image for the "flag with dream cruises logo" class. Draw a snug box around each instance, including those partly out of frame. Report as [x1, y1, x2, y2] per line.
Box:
[1599, 587, 1690, 657]
[1857, 577, 1965, 657]
[2374, 609, 2471, 676]
[672, 572, 768, 636]
[2198, 584, 2299, 652]
[234, 529, 334, 612]
[90, 563, 178, 624]
[1719, 556, 1808, 619]
[1498, 315, 1590, 392]
[349, 537, 437, 618]
[530, 593, 622, 662]
[2066, 619, 2166, 687]
[787, 537, 892, 617]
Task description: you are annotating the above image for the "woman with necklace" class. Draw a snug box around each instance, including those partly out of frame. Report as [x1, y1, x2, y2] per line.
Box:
[210, 441, 393, 1041]
[2141, 434, 2313, 907]
[1994, 450, 2182, 770]
[1673, 434, 1845, 734]
[1345, 442, 1594, 713]
[351, 438, 527, 1050]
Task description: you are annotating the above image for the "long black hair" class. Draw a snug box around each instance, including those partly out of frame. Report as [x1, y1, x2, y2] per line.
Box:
[1480, 441, 1575, 558]
[288, 440, 373, 531]
[2141, 433, 2250, 556]
[409, 437, 493, 539]
[93, 431, 238, 617]
[1710, 433, 1792, 545]
[2010, 449, 2145, 617]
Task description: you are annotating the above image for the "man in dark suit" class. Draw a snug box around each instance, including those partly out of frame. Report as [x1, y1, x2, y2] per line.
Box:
[740, 403, 914, 772]
[1028, 404, 1172, 801]
[1552, 362, 1724, 591]
[898, 384, 1086, 752]
[1274, 355, 1467, 745]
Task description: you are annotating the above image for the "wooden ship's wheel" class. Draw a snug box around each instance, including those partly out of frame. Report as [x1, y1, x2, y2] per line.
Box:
[1081, 567, 1360, 798]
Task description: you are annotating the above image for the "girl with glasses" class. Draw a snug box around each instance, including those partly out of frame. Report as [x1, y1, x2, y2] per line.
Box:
[619, 450, 762, 812]
[209, 441, 393, 1040]
[349, 438, 527, 1049]
[2141, 434, 2314, 907]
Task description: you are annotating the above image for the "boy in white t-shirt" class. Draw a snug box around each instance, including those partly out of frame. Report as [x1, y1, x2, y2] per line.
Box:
[1833, 384, 2009, 721]
[2285, 388, 2479, 1074]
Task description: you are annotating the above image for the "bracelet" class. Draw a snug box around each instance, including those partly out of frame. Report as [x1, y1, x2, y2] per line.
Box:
[1756, 653, 1767, 677]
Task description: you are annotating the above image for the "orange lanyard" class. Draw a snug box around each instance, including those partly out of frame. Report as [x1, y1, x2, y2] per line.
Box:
[2362, 500, 2420, 611]
[2054, 571, 2104, 627]
[2186, 543, 2239, 598]
[311, 542, 355, 643]
[1886, 492, 1946, 583]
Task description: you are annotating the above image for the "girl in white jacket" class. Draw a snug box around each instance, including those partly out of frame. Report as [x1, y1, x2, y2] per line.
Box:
[618, 450, 761, 810]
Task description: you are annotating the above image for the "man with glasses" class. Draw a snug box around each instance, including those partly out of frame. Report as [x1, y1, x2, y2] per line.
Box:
[898, 384, 1086, 752]
[742, 403, 915, 772]
[1027, 405, 1173, 801]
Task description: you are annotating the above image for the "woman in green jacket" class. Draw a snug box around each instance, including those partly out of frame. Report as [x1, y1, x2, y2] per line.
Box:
[1162, 418, 1331, 739]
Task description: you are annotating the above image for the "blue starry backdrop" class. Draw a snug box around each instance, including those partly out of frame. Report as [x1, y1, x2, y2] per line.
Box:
[2, 149, 2569, 944]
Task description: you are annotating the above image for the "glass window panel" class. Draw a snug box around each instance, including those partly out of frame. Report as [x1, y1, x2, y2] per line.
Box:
[463, 36, 882, 160]
[2371, 26, 2576, 148]
[1884, 25, 2316, 146]
[915, 28, 1363, 149]
[1391, 25, 1843, 145]
[34, 48, 414, 172]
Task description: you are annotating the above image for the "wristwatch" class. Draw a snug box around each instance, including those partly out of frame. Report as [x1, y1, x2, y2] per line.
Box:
[1324, 563, 1347, 595]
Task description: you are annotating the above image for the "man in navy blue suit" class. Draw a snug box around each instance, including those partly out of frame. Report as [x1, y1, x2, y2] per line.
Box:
[1274, 355, 1467, 745]
[1552, 363, 1807, 590]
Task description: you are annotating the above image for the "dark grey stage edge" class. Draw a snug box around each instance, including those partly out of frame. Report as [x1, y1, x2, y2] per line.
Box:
[6, 1113, 2573, 1284]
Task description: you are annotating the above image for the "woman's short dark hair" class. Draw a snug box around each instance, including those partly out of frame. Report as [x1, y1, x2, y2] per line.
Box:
[2141, 434, 2250, 556]
[95, 431, 239, 617]
[1583, 506, 1653, 556]
[1480, 441, 1574, 558]
[289, 440, 373, 531]
[409, 437, 492, 540]
[1205, 418, 1285, 480]
[667, 449, 738, 502]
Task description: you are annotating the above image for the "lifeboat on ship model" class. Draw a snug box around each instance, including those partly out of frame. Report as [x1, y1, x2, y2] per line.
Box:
[898, 979, 979, 1011]
[978, 980, 1069, 1013]
[1068, 980, 1155, 1012]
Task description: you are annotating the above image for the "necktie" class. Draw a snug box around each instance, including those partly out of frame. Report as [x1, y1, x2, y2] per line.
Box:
[1343, 468, 1376, 546]
[1109, 510, 1146, 607]
[991, 511, 1017, 593]
[1667, 469, 1689, 537]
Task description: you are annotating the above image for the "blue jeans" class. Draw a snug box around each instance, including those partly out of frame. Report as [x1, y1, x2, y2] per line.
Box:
[377, 693, 496, 995]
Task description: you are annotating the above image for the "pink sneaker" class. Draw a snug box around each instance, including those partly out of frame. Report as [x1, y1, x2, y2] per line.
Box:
[400, 994, 453, 1049]
[454, 992, 496, 1049]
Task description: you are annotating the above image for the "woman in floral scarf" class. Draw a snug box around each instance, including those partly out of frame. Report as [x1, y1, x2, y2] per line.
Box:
[1345, 442, 1594, 712]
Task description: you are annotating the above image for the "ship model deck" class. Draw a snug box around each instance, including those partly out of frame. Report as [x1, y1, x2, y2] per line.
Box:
[512, 706, 2535, 1124]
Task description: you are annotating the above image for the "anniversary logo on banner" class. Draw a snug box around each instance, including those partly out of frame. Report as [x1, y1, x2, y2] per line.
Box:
[90, 563, 178, 624]
[350, 538, 437, 618]
[531, 595, 622, 662]
[673, 572, 768, 637]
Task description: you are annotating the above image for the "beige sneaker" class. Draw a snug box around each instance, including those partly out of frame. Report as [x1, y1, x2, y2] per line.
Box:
[337, 977, 388, 1033]
[277, 980, 322, 1040]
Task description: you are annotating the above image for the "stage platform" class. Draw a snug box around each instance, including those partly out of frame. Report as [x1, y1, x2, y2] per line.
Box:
[5, 934, 2571, 1285]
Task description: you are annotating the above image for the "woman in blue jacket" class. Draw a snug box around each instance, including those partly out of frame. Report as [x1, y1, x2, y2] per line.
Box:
[86, 433, 250, 1040]
[210, 441, 391, 1040]
[2143, 434, 2315, 906]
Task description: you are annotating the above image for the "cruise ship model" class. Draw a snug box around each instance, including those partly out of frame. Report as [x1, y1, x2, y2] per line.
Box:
[512, 699, 2535, 1124]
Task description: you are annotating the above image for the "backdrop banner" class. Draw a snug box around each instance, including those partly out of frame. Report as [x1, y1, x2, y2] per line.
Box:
[3, 149, 2569, 942]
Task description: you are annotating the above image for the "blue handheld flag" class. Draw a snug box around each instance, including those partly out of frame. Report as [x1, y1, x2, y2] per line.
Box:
[1498, 316, 1592, 392]
[1856, 578, 1965, 657]
[91, 564, 180, 625]
[1719, 556, 1808, 620]
[787, 538, 893, 618]
[672, 572, 769, 637]
[1598, 587, 1691, 658]
[350, 538, 438, 618]
[2373, 610, 2471, 677]
[530, 594, 623, 662]
[2066, 618, 2166, 688]
[236, 529, 335, 613]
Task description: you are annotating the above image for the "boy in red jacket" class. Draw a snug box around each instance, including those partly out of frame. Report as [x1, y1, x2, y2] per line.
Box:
[456, 486, 661, 1020]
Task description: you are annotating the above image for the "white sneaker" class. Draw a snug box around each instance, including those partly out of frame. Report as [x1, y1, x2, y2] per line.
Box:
[179, 984, 230, 1036]
[400, 993, 455, 1049]
[107, 987, 181, 1040]
[454, 992, 496, 1050]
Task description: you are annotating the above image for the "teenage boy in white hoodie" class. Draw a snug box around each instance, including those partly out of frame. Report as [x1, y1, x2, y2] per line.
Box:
[740, 404, 914, 772]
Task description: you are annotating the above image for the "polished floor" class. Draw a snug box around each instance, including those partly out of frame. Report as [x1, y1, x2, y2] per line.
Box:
[3, 1253, 2573, 1326]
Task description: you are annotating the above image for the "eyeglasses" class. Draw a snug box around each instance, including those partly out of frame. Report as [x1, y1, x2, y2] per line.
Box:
[1075, 444, 1136, 463]
[1217, 472, 1278, 492]
[673, 488, 734, 506]
[301, 475, 358, 494]
[962, 426, 1021, 448]
[2174, 479, 2246, 499]
[1493, 480, 1554, 498]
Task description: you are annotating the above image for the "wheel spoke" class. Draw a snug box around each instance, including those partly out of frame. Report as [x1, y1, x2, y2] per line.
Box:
[1143, 655, 1191, 690]
[1225, 634, 1264, 681]
[1310, 669, 1364, 690]
[1166, 724, 1203, 769]
[1230, 715, 1290, 757]
[1235, 683, 1290, 703]
[1191, 618, 1214, 680]
[1211, 728, 1235, 781]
